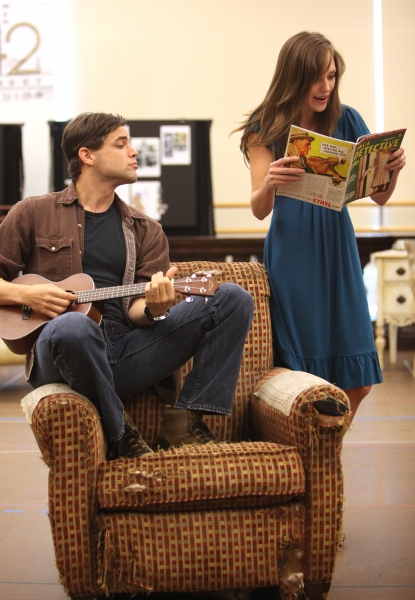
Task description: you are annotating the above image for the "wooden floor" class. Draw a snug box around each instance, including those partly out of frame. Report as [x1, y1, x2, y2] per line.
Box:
[0, 352, 414, 600]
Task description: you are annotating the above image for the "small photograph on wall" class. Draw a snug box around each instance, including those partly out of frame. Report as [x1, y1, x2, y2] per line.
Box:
[160, 125, 191, 165]
[131, 137, 161, 177]
[131, 181, 168, 222]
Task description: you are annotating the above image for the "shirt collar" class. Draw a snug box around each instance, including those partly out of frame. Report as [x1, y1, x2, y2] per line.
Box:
[57, 183, 148, 223]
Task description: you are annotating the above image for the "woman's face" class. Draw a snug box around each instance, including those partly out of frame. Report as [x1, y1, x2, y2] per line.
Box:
[303, 54, 336, 116]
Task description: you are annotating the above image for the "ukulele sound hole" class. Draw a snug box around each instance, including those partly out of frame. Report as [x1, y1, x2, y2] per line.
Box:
[65, 290, 77, 305]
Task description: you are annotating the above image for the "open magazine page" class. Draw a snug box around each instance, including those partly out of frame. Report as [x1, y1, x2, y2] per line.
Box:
[344, 128, 406, 205]
[276, 126, 355, 212]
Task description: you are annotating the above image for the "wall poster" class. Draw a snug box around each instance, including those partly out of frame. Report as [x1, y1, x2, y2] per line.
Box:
[131, 137, 161, 178]
[0, 0, 53, 102]
[160, 125, 191, 165]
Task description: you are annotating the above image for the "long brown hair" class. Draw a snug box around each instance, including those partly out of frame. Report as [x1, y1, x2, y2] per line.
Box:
[236, 32, 345, 163]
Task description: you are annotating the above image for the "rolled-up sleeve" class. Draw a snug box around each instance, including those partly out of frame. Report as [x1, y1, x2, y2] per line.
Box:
[0, 201, 32, 281]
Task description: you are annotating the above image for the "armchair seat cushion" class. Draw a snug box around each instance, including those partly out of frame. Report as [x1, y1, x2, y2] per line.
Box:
[97, 441, 305, 512]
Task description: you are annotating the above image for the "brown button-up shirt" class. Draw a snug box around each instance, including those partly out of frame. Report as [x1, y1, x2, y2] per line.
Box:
[0, 184, 170, 320]
[0, 185, 181, 395]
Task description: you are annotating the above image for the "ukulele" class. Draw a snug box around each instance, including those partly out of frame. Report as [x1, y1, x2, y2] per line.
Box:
[0, 272, 219, 355]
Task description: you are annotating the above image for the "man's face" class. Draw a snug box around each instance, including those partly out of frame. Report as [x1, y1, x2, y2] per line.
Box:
[89, 126, 138, 186]
[294, 138, 312, 156]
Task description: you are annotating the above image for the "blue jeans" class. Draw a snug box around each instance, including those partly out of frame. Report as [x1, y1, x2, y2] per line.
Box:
[28, 284, 254, 441]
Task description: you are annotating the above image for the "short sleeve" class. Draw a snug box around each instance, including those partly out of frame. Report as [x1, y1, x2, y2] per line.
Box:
[334, 105, 370, 143]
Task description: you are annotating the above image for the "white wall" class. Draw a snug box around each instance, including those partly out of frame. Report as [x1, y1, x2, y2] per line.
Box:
[68, 0, 378, 233]
[1, 0, 413, 233]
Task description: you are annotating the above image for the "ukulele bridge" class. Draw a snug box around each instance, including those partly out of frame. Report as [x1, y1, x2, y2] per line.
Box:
[22, 305, 32, 320]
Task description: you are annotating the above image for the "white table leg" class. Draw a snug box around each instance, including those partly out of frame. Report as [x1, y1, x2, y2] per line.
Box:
[388, 323, 398, 364]
[375, 322, 386, 370]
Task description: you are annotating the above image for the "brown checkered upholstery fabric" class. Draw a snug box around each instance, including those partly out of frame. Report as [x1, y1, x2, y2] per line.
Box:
[95, 504, 305, 595]
[170, 261, 273, 442]
[252, 367, 351, 589]
[122, 261, 273, 446]
[97, 441, 305, 511]
[123, 386, 163, 448]
[31, 392, 105, 597]
[26, 262, 349, 599]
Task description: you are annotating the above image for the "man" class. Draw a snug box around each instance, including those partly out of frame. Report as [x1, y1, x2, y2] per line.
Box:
[0, 112, 254, 460]
[287, 132, 316, 173]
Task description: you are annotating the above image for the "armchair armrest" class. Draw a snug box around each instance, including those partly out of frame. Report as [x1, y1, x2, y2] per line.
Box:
[22, 385, 105, 597]
[252, 367, 351, 600]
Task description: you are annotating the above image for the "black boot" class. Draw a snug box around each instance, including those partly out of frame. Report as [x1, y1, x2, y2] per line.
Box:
[107, 411, 153, 460]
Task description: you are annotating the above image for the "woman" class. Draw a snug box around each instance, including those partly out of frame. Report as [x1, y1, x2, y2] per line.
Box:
[237, 31, 406, 416]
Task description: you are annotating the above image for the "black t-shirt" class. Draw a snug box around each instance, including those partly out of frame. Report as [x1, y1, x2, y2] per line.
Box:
[82, 202, 127, 324]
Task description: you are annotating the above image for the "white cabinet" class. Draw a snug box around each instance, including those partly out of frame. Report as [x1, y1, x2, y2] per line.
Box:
[373, 250, 415, 369]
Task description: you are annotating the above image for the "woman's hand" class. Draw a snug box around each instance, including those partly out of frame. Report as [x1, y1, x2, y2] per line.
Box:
[264, 156, 304, 189]
[371, 147, 406, 206]
[385, 147, 406, 172]
[248, 136, 305, 220]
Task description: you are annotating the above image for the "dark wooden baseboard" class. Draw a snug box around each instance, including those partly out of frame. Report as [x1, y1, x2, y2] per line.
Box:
[167, 236, 266, 263]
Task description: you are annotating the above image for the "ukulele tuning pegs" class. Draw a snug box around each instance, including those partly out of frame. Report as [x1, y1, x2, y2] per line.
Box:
[186, 296, 193, 303]
[204, 297, 209, 303]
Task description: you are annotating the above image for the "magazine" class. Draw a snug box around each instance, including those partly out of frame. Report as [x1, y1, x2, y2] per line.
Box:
[276, 125, 406, 211]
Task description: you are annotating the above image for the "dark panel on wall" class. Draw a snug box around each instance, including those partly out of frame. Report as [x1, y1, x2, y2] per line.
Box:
[49, 120, 70, 192]
[49, 119, 214, 236]
[0, 124, 24, 217]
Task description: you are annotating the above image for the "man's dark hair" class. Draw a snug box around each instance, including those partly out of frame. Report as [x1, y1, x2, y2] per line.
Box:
[62, 112, 126, 182]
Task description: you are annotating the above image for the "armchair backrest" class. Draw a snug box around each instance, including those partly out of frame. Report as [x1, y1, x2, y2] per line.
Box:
[171, 261, 273, 441]
[125, 261, 273, 444]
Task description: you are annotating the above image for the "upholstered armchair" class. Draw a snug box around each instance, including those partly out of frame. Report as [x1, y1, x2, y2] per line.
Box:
[21, 262, 351, 600]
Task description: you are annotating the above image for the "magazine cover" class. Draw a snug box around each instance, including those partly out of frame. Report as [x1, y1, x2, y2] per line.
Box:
[277, 125, 406, 211]
[344, 128, 406, 204]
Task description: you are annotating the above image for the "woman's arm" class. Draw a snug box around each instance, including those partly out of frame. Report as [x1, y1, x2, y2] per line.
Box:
[370, 147, 406, 206]
[248, 134, 304, 220]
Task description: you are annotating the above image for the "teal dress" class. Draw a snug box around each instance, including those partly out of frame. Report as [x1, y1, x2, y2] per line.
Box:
[264, 105, 382, 389]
